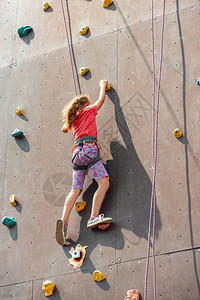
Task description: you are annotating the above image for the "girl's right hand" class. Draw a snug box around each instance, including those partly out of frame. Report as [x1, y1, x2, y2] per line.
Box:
[99, 80, 108, 88]
[62, 123, 68, 133]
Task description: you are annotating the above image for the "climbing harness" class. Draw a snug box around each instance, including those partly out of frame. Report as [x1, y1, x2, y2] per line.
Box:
[71, 136, 102, 171]
[144, 1, 166, 300]
[60, 0, 78, 95]
[71, 136, 102, 153]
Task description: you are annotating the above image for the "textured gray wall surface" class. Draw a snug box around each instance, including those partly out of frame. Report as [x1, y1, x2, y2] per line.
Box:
[0, 0, 200, 299]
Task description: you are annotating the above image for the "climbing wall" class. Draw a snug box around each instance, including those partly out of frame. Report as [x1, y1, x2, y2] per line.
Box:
[1, 0, 200, 299]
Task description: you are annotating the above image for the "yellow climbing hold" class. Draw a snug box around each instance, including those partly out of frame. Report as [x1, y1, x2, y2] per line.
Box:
[103, 0, 113, 8]
[43, 2, 49, 11]
[93, 270, 106, 282]
[10, 195, 17, 206]
[106, 83, 111, 91]
[80, 26, 89, 35]
[75, 201, 86, 212]
[173, 128, 182, 138]
[79, 67, 89, 76]
[16, 107, 22, 115]
[42, 280, 55, 296]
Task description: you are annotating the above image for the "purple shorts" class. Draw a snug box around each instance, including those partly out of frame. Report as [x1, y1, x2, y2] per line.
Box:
[72, 144, 108, 189]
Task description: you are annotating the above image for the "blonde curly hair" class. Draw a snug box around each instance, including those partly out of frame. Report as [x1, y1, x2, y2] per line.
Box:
[62, 94, 90, 131]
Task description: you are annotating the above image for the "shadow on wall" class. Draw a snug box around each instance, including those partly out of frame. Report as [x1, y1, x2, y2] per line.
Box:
[9, 223, 18, 241]
[116, 1, 182, 131]
[106, 88, 161, 247]
[20, 30, 35, 45]
[49, 287, 61, 300]
[105, 2, 117, 11]
[62, 88, 161, 288]
[18, 114, 28, 122]
[64, 0, 82, 94]
[14, 135, 30, 152]
[45, 6, 53, 13]
[176, 0, 200, 295]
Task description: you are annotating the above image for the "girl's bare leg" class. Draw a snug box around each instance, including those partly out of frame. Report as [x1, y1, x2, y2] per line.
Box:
[90, 177, 110, 218]
[62, 189, 82, 224]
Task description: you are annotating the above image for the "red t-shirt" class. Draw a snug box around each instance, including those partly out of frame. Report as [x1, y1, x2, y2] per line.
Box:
[72, 104, 98, 141]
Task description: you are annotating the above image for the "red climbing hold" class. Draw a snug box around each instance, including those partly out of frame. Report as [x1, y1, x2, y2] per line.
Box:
[124, 289, 139, 300]
[98, 223, 110, 230]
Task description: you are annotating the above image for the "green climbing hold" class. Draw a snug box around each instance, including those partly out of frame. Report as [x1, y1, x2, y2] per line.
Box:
[2, 216, 16, 228]
[11, 128, 23, 137]
[17, 26, 33, 38]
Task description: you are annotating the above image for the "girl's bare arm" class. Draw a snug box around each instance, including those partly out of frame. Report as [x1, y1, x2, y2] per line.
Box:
[94, 80, 108, 111]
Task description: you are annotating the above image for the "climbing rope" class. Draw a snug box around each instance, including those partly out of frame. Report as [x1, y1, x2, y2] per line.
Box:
[60, 0, 78, 95]
[144, 1, 166, 300]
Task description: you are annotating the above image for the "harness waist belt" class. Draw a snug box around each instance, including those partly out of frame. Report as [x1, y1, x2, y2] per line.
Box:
[72, 136, 101, 171]
[74, 136, 97, 145]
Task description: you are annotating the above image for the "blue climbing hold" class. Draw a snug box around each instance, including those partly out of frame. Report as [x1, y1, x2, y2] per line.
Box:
[11, 128, 23, 137]
[2, 216, 16, 228]
[197, 78, 200, 86]
[17, 26, 33, 38]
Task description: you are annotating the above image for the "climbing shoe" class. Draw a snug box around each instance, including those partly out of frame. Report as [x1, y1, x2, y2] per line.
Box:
[55, 219, 68, 246]
[87, 214, 112, 229]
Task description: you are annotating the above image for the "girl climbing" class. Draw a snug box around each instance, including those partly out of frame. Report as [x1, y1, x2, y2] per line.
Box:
[56, 80, 112, 246]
